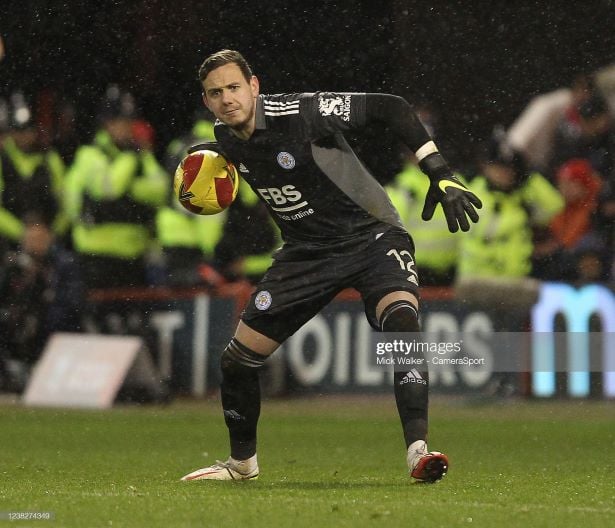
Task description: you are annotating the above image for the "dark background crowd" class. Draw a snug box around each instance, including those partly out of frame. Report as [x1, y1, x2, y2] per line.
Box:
[2, 0, 615, 386]
[3, 1, 615, 156]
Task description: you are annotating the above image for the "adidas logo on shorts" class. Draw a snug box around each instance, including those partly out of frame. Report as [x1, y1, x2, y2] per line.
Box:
[399, 369, 427, 385]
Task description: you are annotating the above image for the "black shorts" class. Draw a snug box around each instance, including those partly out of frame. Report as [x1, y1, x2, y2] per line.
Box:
[241, 228, 420, 343]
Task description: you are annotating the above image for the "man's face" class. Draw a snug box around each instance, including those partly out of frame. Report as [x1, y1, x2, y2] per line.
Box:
[483, 163, 518, 192]
[202, 63, 259, 136]
[558, 178, 587, 204]
[22, 223, 53, 258]
[9, 127, 38, 151]
[105, 117, 135, 148]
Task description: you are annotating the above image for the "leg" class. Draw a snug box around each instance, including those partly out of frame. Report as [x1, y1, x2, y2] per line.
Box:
[181, 255, 341, 481]
[376, 290, 448, 483]
[181, 322, 278, 481]
[221, 322, 278, 461]
[354, 229, 448, 482]
[376, 291, 428, 448]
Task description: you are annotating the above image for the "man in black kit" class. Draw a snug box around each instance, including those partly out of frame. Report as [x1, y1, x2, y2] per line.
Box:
[181, 50, 482, 483]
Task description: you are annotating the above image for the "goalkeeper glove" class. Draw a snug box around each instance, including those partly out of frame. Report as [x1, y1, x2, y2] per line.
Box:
[187, 141, 225, 156]
[419, 153, 482, 233]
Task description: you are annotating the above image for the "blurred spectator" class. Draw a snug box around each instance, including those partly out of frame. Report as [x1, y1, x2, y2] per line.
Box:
[0, 91, 67, 257]
[508, 74, 592, 174]
[52, 98, 80, 164]
[387, 156, 460, 286]
[550, 159, 602, 248]
[0, 218, 84, 391]
[575, 236, 609, 284]
[156, 203, 227, 287]
[595, 170, 615, 283]
[164, 117, 216, 174]
[132, 119, 157, 151]
[533, 159, 604, 281]
[456, 138, 564, 309]
[549, 93, 615, 282]
[64, 85, 168, 289]
[594, 62, 615, 115]
[550, 93, 615, 180]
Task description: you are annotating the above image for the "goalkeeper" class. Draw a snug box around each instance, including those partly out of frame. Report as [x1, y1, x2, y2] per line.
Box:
[181, 49, 482, 483]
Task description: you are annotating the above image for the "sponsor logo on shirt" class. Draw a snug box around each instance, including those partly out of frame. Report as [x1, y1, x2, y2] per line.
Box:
[256, 185, 315, 221]
[257, 185, 305, 210]
[318, 93, 352, 122]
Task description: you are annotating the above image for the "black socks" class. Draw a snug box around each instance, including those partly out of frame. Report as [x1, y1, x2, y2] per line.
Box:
[220, 338, 266, 460]
[380, 301, 429, 447]
[220, 300, 428, 458]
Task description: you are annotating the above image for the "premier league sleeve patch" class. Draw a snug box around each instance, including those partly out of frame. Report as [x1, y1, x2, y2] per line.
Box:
[317, 93, 352, 122]
[304, 92, 365, 139]
[255, 290, 273, 311]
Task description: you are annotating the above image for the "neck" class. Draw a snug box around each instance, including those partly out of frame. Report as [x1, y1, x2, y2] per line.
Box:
[231, 123, 254, 141]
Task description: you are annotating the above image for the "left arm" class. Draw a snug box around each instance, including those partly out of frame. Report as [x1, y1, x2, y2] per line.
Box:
[303, 92, 482, 232]
[364, 94, 482, 232]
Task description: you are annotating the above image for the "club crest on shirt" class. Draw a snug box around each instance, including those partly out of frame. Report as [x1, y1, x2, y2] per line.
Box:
[277, 151, 295, 170]
[255, 290, 273, 311]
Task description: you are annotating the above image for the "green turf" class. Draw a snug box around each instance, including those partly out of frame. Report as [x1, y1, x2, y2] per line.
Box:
[0, 396, 614, 528]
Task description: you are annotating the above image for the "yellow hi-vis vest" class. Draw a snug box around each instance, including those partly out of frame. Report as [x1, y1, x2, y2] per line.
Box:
[156, 205, 226, 260]
[0, 137, 66, 241]
[457, 173, 564, 279]
[65, 131, 168, 259]
[386, 163, 459, 273]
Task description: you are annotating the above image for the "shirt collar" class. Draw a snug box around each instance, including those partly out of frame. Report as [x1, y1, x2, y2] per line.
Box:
[255, 95, 267, 130]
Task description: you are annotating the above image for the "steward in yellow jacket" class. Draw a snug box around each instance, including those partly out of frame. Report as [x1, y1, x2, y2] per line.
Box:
[64, 86, 168, 288]
[0, 92, 66, 254]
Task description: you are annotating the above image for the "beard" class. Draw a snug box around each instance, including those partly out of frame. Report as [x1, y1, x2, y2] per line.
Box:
[222, 102, 255, 133]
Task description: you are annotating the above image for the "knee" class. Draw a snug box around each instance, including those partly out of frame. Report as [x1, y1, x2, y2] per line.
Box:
[379, 300, 420, 332]
[221, 338, 267, 374]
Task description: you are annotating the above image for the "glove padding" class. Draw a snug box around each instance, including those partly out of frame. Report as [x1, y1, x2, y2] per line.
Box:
[422, 176, 482, 233]
[187, 141, 226, 156]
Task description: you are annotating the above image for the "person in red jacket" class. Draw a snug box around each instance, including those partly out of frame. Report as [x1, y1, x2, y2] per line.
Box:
[534, 158, 605, 282]
[550, 158, 602, 249]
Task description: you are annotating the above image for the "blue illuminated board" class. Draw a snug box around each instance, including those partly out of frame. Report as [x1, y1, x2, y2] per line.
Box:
[531, 283, 615, 398]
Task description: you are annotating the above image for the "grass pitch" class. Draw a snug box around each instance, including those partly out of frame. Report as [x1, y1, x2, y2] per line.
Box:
[0, 396, 614, 528]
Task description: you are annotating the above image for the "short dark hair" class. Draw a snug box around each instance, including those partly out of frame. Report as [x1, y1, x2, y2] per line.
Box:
[198, 50, 253, 83]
